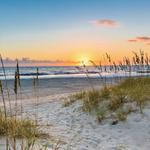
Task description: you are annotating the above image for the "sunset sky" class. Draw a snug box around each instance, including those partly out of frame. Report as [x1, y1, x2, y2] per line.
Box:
[0, 0, 150, 65]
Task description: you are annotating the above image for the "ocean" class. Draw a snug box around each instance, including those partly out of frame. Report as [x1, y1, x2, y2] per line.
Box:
[0, 66, 149, 101]
[0, 65, 143, 80]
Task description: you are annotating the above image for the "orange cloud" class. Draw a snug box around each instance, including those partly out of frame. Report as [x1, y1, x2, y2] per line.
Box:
[128, 39, 137, 42]
[90, 19, 119, 28]
[128, 36, 150, 43]
[136, 36, 150, 41]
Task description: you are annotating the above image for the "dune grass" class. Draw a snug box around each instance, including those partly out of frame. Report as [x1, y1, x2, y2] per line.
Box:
[64, 77, 150, 122]
[0, 110, 62, 150]
[0, 55, 60, 150]
[0, 111, 41, 138]
[63, 91, 86, 107]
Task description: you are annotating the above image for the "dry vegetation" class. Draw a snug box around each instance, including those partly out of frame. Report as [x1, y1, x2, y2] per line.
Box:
[0, 112, 40, 138]
[64, 50, 150, 123]
[0, 55, 60, 150]
[65, 77, 150, 123]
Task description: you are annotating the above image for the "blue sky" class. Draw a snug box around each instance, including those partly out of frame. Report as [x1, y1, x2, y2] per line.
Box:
[0, 0, 150, 63]
[0, 0, 150, 32]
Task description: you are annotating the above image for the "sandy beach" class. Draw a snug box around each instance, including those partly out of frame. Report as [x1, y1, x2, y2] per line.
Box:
[2, 94, 150, 150]
[1, 77, 150, 150]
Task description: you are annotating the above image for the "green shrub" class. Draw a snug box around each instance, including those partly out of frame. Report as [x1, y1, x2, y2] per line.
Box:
[115, 108, 127, 121]
[96, 107, 107, 123]
[100, 86, 111, 99]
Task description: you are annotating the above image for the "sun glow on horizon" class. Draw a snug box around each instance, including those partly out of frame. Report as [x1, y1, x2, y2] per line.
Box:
[0, 0, 150, 67]
[75, 54, 92, 66]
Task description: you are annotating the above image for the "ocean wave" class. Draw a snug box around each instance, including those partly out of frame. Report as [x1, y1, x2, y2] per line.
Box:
[20, 72, 49, 76]
[1, 66, 150, 80]
[0, 71, 100, 76]
[54, 71, 99, 75]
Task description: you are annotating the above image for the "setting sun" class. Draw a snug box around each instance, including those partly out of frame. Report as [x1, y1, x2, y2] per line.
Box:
[75, 54, 91, 66]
